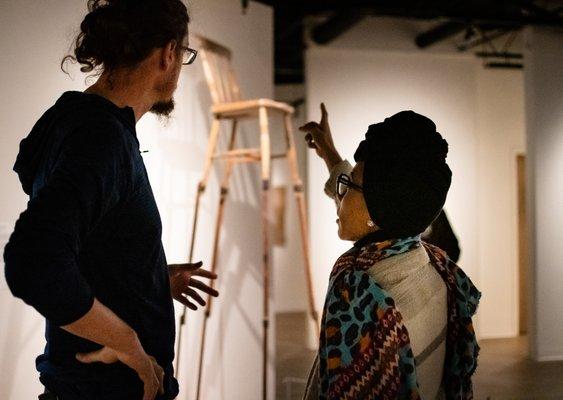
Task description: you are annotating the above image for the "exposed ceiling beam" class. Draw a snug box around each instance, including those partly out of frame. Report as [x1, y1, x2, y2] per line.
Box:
[254, 0, 563, 27]
[475, 51, 523, 59]
[251, 0, 563, 83]
[485, 61, 523, 69]
[456, 27, 519, 51]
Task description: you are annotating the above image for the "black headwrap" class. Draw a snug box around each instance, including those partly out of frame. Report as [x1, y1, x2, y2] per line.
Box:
[353, 110, 452, 238]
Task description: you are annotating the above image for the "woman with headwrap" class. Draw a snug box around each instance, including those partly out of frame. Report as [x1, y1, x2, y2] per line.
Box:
[299, 104, 480, 400]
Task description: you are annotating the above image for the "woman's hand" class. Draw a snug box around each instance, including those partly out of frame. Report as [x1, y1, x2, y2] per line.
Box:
[299, 103, 342, 170]
[168, 261, 218, 310]
[76, 337, 164, 400]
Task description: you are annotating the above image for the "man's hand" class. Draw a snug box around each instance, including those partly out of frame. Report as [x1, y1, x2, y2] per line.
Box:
[168, 261, 218, 310]
[76, 338, 164, 400]
[60, 298, 166, 400]
[299, 103, 342, 169]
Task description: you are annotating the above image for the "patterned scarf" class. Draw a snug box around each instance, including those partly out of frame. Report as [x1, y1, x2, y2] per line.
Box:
[318, 236, 480, 400]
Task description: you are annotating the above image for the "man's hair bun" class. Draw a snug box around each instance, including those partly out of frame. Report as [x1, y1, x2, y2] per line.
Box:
[62, 0, 190, 74]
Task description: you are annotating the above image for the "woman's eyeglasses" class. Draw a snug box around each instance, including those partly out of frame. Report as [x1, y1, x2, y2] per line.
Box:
[181, 47, 198, 65]
[336, 173, 363, 198]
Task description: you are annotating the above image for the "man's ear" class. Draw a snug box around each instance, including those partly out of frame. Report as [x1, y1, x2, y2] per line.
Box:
[160, 39, 179, 69]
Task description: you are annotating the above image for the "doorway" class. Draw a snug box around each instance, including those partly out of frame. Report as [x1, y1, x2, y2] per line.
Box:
[517, 154, 528, 335]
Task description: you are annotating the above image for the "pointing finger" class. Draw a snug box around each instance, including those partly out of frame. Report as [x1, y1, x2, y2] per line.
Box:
[321, 103, 328, 120]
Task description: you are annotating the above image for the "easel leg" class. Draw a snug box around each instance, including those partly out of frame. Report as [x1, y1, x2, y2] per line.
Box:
[175, 117, 222, 377]
[283, 114, 320, 338]
[259, 107, 271, 400]
[195, 119, 238, 400]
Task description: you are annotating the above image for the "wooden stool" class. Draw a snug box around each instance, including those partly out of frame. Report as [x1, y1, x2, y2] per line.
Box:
[174, 35, 319, 400]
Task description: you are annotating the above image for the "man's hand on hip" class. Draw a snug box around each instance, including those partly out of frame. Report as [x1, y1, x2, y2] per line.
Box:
[76, 342, 164, 400]
[64, 299, 165, 400]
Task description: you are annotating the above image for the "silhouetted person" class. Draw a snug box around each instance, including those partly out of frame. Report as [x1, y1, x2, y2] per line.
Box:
[4, 1, 217, 399]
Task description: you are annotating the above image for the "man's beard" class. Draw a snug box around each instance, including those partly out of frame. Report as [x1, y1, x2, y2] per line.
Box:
[150, 98, 175, 117]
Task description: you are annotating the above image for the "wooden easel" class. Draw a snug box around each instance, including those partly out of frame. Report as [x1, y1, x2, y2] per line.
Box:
[174, 35, 319, 400]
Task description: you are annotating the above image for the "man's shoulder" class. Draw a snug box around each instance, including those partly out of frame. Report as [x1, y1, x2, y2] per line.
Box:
[47, 92, 134, 139]
[61, 105, 129, 135]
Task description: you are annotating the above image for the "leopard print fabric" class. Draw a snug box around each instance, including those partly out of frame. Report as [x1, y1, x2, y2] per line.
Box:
[318, 237, 480, 400]
[319, 236, 423, 400]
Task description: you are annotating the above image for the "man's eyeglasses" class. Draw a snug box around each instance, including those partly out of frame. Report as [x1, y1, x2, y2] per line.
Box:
[181, 46, 198, 65]
[336, 173, 363, 198]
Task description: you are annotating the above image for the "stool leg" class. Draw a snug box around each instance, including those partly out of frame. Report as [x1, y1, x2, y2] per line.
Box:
[175, 117, 222, 377]
[258, 107, 271, 400]
[200, 118, 222, 192]
[195, 119, 238, 400]
[283, 113, 320, 337]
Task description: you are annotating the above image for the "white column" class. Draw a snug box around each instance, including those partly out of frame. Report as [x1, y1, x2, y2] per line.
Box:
[523, 27, 563, 361]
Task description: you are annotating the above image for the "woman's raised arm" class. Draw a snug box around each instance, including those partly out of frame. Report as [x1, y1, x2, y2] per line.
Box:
[299, 103, 352, 199]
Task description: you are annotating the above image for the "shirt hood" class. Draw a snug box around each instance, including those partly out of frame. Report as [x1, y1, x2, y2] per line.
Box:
[14, 91, 136, 195]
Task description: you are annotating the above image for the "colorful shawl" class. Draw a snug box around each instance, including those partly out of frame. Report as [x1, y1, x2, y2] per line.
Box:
[318, 236, 480, 400]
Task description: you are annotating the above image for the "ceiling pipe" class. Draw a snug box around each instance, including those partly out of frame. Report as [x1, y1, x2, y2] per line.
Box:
[311, 8, 368, 44]
[415, 21, 467, 48]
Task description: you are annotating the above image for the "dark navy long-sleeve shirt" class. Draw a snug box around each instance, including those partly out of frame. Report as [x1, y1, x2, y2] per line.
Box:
[3, 91, 178, 399]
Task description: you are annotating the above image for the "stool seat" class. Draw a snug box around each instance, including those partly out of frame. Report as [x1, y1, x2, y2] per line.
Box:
[212, 98, 295, 119]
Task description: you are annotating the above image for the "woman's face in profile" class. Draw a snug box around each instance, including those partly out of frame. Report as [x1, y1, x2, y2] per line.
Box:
[336, 162, 378, 241]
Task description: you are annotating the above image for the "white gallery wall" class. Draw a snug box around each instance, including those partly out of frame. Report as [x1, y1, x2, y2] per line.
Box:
[475, 67, 526, 338]
[305, 27, 526, 339]
[524, 27, 563, 361]
[272, 84, 310, 314]
[0, 1, 285, 399]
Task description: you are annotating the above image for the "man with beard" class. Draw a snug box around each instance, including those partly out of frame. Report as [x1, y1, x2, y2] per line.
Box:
[3, 1, 218, 399]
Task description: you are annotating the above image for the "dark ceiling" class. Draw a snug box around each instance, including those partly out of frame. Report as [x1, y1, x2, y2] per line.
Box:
[245, 0, 563, 84]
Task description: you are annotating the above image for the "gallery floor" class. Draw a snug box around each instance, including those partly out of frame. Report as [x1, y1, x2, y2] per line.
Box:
[276, 312, 563, 400]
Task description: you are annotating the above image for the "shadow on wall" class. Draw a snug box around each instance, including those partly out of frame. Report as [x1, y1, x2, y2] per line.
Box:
[176, 172, 267, 398]
[202, 198, 266, 382]
[0, 302, 44, 399]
